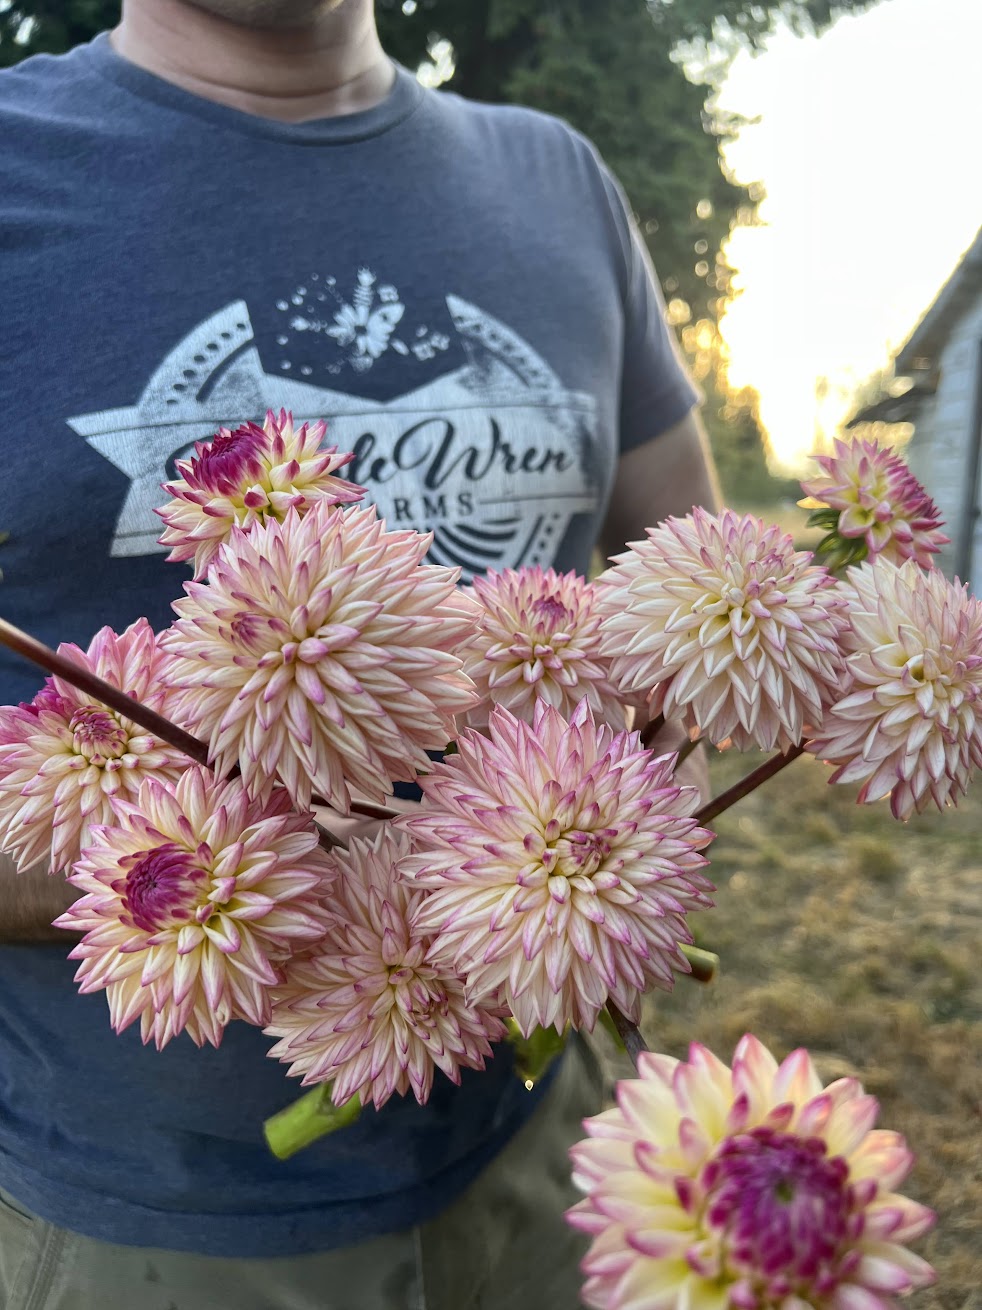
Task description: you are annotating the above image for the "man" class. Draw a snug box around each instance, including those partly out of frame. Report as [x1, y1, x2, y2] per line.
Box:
[0, 1, 720, 1305]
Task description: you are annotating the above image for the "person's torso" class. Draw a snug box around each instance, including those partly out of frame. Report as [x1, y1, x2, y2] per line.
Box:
[0, 37, 633, 1254]
[1, 40, 631, 702]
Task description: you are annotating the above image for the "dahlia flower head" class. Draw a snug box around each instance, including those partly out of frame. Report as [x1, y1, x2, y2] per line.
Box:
[156, 408, 363, 579]
[401, 698, 714, 1037]
[265, 825, 506, 1110]
[460, 566, 627, 729]
[161, 500, 478, 812]
[568, 1034, 935, 1310]
[808, 556, 982, 818]
[54, 767, 333, 1050]
[0, 619, 185, 874]
[596, 509, 848, 752]
[800, 436, 949, 569]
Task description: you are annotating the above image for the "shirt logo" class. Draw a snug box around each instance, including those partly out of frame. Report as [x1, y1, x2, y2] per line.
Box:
[68, 290, 599, 581]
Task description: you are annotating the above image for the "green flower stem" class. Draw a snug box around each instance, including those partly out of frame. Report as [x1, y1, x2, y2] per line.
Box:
[680, 943, 719, 984]
[505, 1019, 568, 1088]
[264, 1085, 361, 1161]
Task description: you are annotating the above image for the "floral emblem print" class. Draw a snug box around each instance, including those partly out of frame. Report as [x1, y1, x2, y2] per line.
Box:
[323, 269, 406, 369]
[279, 269, 451, 374]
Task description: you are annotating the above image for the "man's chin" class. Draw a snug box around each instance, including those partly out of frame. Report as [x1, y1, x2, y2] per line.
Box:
[181, 0, 349, 30]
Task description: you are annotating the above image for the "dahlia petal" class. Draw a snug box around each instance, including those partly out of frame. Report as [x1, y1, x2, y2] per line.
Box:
[266, 827, 504, 1110]
[830, 1285, 891, 1310]
[567, 1036, 935, 1310]
[156, 411, 363, 579]
[802, 436, 948, 567]
[54, 769, 331, 1049]
[850, 1251, 918, 1293]
[809, 559, 982, 814]
[0, 624, 186, 874]
[162, 503, 478, 811]
[597, 509, 847, 751]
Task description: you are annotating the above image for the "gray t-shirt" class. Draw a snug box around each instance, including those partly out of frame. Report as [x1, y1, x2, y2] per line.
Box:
[0, 35, 698, 1256]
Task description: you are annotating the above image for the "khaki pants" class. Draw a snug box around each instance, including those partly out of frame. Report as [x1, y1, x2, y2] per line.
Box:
[0, 1038, 603, 1310]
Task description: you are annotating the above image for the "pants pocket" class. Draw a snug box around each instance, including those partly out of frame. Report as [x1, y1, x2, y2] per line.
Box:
[0, 1187, 40, 1309]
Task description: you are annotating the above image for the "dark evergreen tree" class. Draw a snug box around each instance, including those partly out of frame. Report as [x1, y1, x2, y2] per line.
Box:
[0, 0, 119, 66]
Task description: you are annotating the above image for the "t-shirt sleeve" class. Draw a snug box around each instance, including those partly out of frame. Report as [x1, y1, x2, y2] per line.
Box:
[599, 167, 702, 454]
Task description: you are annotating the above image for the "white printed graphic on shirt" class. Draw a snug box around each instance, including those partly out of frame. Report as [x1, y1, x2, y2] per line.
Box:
[68, 290, 599, 580]
[276, 268, 452, 374]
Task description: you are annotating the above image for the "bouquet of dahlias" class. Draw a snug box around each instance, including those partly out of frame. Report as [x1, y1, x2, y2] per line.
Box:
[1, 410, 975, 1309]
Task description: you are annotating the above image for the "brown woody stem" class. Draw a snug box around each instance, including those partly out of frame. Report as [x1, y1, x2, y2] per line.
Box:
[695, 742, 806, 826]
[349, 800, 400, 822]
[605, 1001, 649, 1068]
[0, 617, 211, 766]
[674, 736, 702, 769]
[0, 618, 403, 846]
[640, 712, 666, 749]
[314, 821, 347, 853]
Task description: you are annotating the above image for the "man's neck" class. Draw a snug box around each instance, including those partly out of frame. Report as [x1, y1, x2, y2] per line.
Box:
[112, 0, 393, 123]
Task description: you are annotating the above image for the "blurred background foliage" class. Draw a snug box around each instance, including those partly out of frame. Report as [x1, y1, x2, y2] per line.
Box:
[1, 0, 883, 503]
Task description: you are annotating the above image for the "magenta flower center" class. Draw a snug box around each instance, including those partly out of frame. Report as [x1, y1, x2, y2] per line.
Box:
[551, 829, 611, 878]
[391, 968, 450, 1028]
[118, 844, 207, 933]
[530, 594, 572, 631]
[699, 1127, 851, 1295]
[229, 610, 269, 653]
[193, 424, 266, 494]
[69, 706, 128, 763]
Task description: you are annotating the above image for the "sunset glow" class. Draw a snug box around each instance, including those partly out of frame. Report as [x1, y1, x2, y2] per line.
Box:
[716, 0, 981, 469]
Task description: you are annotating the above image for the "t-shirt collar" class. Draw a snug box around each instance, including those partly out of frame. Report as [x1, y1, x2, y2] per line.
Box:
[79, 31, 424, 144]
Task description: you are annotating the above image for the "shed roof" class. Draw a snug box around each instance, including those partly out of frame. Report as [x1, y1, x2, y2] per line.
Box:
[896, 227, 982, 372]
[845, 380, 935, 428]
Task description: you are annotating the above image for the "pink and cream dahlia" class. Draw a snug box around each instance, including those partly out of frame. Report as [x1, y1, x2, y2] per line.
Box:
[808, 557, 982, 818]
[402, 699, 714, 1036]
[54, 767, 333, 1049]
[265, 826, 505, 1109]
[801, 436, 948, 568]
[568, 1035, 935, 1310]
[156, 409, 362, 579]
[596, 509, 848, 751]
[161, 501, 478, 812]
[461, 566, 626, 728]
[0, 620, 185, 874]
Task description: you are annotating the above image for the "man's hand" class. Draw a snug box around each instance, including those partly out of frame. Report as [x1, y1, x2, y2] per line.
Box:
[0, 853, 79, 944]
[314, 790, 421, 850]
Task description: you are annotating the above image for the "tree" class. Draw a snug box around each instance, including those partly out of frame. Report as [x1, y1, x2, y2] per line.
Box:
[375, 0, 882, 325]
[0, 0, 118, 65]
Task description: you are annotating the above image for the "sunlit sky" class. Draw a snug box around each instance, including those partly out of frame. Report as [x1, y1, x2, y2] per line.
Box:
[714, 0, 981, 470]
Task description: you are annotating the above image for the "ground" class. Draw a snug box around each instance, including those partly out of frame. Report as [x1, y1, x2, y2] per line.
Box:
[600, 746, 982, 1309]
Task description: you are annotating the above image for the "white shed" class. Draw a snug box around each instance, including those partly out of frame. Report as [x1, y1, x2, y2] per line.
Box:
[850, 228, 982, 588]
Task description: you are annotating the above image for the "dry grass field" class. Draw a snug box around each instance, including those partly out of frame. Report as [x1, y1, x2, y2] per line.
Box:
[600, 746, 982, 1308]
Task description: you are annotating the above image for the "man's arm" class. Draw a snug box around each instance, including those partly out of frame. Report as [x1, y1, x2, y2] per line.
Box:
[600, 407, 722, 799]
[0, 855, 78, 943]
[599, 407, 722, 563]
